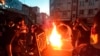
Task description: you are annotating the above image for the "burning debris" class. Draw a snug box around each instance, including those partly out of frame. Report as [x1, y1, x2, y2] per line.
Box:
[47, 22, 73, 50]
[48, 22, 62, 50]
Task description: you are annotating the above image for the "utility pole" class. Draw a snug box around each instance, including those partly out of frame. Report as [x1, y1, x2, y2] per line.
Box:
[71, 0, 78, 22]
[76, 0, 78, 19]
[71, 0, 73, 22]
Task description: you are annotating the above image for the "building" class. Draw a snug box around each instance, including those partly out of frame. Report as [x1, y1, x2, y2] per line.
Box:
[77, 0, 100, 23]
[50, 0, 72, 22]
[32, 7, 40, 24]
[22, 5, 40, 24]
[22, 4, 30, 16]
[40, 13, 49, 25]
[5, 0, 22, 10]
[50, 0, 100, 23]
[22, 4, 37, 24]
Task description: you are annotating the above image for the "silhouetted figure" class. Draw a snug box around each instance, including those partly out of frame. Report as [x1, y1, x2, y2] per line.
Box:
[72, 11, 100, 56]
[72, 18, 90, 47]
[90, 11, 100, 49]
[9, 17, 28, 56]
[0, 20, 15, 56]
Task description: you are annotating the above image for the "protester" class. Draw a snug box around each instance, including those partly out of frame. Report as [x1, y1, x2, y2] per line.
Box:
[1, 19, 15, 56]
[72, 18, 90, 47]
[90, 11, 100, 52]
[12, 17, 28, 56]
[72, 11, 100, 56]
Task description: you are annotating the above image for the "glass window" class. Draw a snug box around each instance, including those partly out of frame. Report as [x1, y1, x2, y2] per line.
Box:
[72, 14, 76, 17]
[89, 0, 95, 6]
[62, 11, 67, 16]
[73, 0, 77, 3]
[72, 6, 76, 11]
[80, 1, 84, 6]
[95, 0, 98, 1]
[79, 10, 84, 15]
[50, 0, 54, 4]
[85, 0, 88, 2]
[88, 9, 93, 15]
[68, 2, 71, 4]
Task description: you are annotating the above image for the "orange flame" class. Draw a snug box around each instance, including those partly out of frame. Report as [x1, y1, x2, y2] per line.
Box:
[48, 23, 62, 50]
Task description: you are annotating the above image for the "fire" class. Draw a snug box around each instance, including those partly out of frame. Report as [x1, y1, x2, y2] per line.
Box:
[48, 23, 62, 50]
[90, 34, 98, 44]
[90, 24, 98, 44]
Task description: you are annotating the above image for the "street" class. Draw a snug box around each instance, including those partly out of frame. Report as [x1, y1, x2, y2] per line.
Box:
[40, 23, 73, 56]
[41, 39, 73, 56]
[41, 45, 72, 56]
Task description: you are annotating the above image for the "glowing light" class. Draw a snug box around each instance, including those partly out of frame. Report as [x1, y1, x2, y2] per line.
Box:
[90, 23, 98, 44]
[0, 0, 5, 5]
[48, 23, 62, 50]
[91, 34, 98, 44]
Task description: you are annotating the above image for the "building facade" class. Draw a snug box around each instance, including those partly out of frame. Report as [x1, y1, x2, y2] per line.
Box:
[32, 7, 40, 24]
[50, 0, 72, 21]
[77, 0, 100, 23]
[6, 0, 22, 10]
[22, 5, 40, 24]
[50, 0, 100, 23]
[40, 13, 49, 25]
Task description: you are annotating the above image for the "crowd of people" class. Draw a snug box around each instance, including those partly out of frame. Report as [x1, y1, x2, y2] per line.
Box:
[0, 9, 100, 56]
[0, 16, 45, 56]
[71, 11, 100, 56]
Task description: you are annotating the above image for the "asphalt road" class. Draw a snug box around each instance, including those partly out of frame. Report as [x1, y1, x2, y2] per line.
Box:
[41, 40, 73, 56]
[41, 45, 72, 56]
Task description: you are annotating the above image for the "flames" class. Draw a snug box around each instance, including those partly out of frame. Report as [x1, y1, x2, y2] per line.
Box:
[47, 22, 73, 50]
[90, 24, 98, 44]
[48, 23, 62, 50]
[90, 34, 98, 44]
